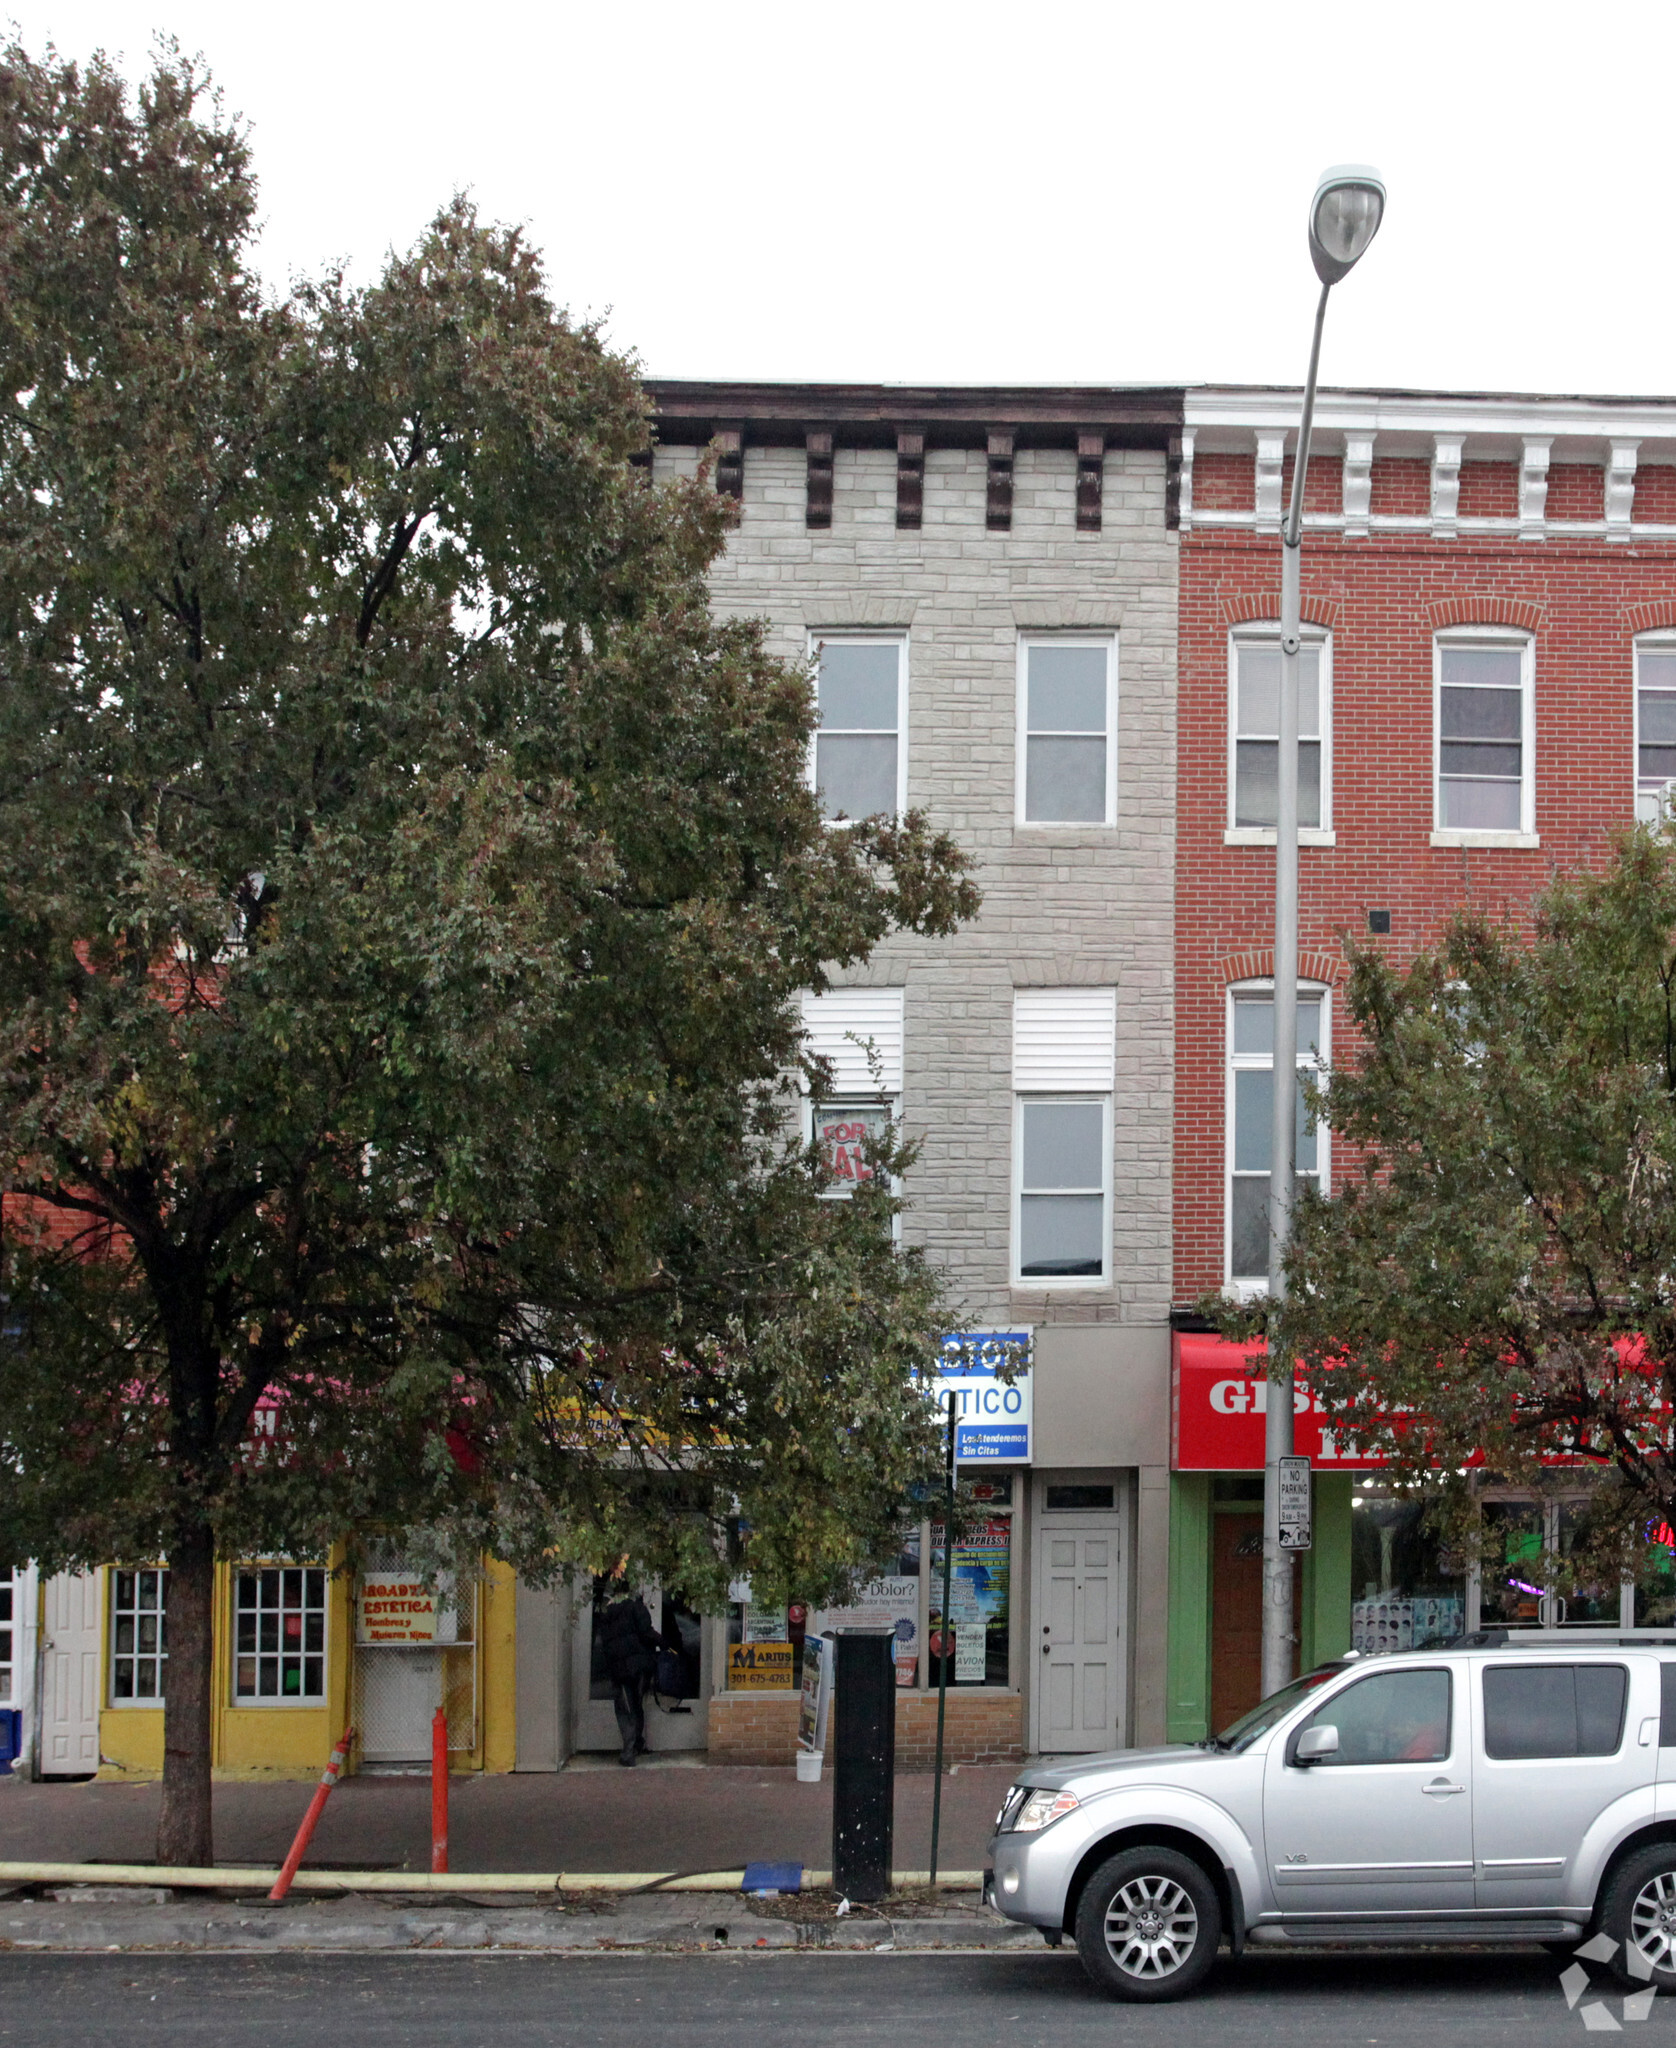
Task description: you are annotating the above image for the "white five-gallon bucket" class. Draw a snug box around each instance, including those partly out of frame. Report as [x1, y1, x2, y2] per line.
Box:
[795, 1747, 823, 1784]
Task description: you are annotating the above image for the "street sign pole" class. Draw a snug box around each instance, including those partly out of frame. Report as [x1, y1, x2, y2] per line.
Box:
[928, 1398, 956, 1888]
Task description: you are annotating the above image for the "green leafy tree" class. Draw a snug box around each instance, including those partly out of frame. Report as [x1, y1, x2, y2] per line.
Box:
[1252, 829, 1676, 1607]
[0, 43, 978, 1864]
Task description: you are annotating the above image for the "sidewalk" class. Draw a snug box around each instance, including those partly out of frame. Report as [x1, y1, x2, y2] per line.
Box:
[0, 1761, 1015, 1880]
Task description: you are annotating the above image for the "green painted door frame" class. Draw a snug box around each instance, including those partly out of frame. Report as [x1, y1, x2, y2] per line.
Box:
[1165, 1469, 1352, 1744]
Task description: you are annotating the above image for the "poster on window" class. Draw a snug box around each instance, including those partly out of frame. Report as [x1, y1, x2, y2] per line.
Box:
[931, 1518, 1011, 1686]
[810, 1576, 920, 1687]
[815, 1104, 889, 1193]
[744, 1601, 789, 1644]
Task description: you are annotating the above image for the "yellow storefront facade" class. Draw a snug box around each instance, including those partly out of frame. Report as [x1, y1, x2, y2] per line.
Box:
[89, 1554, 518, 1784]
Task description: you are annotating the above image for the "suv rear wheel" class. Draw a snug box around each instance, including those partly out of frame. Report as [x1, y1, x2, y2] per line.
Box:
[1601, 1844, 1676, 1989]
[1073, 1846, 1221, 2002]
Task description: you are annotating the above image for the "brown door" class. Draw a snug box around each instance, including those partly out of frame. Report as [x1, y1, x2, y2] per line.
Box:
[1210, 1514, 1263, 1734]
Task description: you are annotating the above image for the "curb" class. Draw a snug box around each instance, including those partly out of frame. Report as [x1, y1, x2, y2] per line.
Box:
[0, 1862, 985, 1896]
[0, 1895, 1041, 1957]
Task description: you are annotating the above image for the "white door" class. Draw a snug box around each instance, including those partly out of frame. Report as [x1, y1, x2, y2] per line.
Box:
[40, 1571, 102, 1776]
[1032, 1477, 1126, 1755]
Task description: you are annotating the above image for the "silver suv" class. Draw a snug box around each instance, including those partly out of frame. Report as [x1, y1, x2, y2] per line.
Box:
[987, 1629, 1676, 2001]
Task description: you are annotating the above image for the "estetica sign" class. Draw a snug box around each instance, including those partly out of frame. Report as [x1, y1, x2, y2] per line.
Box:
[1173, 1332, 1385, 1472]
[929, 1331, 1032, 1463]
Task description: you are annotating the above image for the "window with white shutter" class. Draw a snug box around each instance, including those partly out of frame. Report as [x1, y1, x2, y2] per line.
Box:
[801, 990, 904, 1202]
[1012, 991, 1114, 1286]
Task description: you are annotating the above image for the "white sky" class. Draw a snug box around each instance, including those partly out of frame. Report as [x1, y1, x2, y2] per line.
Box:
[13, 0, 1674, 398]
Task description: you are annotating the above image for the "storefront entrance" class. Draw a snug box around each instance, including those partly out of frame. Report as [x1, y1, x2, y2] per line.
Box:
[1029, 1473, 1127, 1755]
[571, 1582, 709, 1754]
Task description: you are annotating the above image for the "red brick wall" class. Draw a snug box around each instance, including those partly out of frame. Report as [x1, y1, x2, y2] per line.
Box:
[707, 1690, 1023, 1769]
[1175, 484, 1676, 1300]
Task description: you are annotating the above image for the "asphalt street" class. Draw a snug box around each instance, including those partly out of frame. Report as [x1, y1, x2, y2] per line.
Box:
[0, 1948, 1653, 2047]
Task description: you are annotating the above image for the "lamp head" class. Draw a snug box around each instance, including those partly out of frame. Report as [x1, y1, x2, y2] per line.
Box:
[1308, 164, 1386, 286]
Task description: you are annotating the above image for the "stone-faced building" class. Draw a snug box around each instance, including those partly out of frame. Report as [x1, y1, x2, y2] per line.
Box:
[643, 381, 1184, 1762]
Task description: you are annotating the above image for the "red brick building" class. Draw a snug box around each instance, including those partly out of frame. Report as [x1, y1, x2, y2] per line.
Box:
[1165, 388, 1676, 1736]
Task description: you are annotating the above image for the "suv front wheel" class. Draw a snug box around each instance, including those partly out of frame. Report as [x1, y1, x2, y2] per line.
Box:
[1600, 1844, 1676, 1989]
[1073, 1846, 1221, 2002]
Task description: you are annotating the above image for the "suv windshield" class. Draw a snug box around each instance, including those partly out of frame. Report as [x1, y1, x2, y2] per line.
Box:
[1207, 1663, 1349, 1752]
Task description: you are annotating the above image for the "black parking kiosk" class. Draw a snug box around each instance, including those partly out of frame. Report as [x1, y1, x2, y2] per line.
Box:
[832, 1627, 895, 1902]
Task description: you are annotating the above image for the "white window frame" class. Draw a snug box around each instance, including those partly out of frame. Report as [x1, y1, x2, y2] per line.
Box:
[1224, 981, 1330, 1297]
[1015, 634, 1118, 828]
[806, 632, 908, 823]
[1634, 631, 1676, 825]
[1431, 627, 1538, 848]
[109, 1566, 168, 1706]
[1011, 1092, 1113, 1291]
[231, 1561, 329, 1708]
[1224, 622, 1335, 846]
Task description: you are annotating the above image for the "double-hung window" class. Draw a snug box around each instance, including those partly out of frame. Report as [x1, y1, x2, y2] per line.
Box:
[1636, 636, 1676, 823]
[810, 635, 905, 821]
[1227, 985, 1327, 1288]
[1228, 627, 1330, 837]
[1012, 990, 1115, 1286]
[1434, 632, 1534, 840]
[1017, 637, 1116, 824]
[110, 1569, 168, 1701]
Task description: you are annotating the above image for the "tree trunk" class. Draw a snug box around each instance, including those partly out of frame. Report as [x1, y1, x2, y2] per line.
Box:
[156, 1519, 215, 1868]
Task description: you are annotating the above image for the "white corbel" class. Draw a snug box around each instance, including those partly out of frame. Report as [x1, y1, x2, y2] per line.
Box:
[1342, 433, 1374, 538]
[1255, 432, 1286, 533]
[1175, 427, 1196, 533]
[1606, 439, 1640, 539]
[1431, 436, 1463, 538]
[1519, 437, 1552, 539]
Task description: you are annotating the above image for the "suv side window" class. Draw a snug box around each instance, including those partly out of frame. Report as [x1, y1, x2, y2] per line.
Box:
[1483, 1664, 1628, 1759]
[1661, 1663, 1676, 1746]
[1292, 1668, 1451, 1765]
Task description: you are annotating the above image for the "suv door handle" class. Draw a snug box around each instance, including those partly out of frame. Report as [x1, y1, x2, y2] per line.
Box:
[1421, 1778, 1465, 1796]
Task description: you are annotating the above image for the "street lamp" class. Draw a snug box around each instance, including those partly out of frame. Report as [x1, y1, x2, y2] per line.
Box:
[1260, 165, 1386, 1702]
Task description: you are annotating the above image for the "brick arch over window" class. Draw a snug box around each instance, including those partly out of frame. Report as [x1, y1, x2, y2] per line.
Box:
[1625, 601, 1676, 636]
[1425, 596, 1543, 634]
[1218, 947, 1345, 988]
[1216, 592, 1340, 634]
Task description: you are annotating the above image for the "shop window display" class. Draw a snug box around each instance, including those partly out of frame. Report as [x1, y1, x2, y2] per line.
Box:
[1479, 1498, 1625, 1629]
[1350, 1490, 1464, 1654]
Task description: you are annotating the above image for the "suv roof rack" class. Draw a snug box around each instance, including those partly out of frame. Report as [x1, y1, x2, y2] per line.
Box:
[1444, 1627, 1676, 1649]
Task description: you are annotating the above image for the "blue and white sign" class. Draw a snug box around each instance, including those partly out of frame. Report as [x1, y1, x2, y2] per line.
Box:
[929, 1330, 1033, 1463]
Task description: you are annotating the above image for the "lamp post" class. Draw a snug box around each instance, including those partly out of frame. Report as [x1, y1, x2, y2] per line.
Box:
[1260, 165, 1386, 1701]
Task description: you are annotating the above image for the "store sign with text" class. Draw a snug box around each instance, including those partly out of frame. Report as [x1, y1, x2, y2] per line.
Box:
[928, 1331, 1032, 1463]
[1173, 1332, 1387, 1472]
[356, 1574, 440, 1643]
[725, 1642, 796, 1691]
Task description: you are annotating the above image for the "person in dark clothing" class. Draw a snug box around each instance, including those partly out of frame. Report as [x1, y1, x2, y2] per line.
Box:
[598, 1587, 660, 1764]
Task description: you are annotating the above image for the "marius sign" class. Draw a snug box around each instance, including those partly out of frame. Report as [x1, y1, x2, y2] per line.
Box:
[929, 1331, 1032, 1463]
